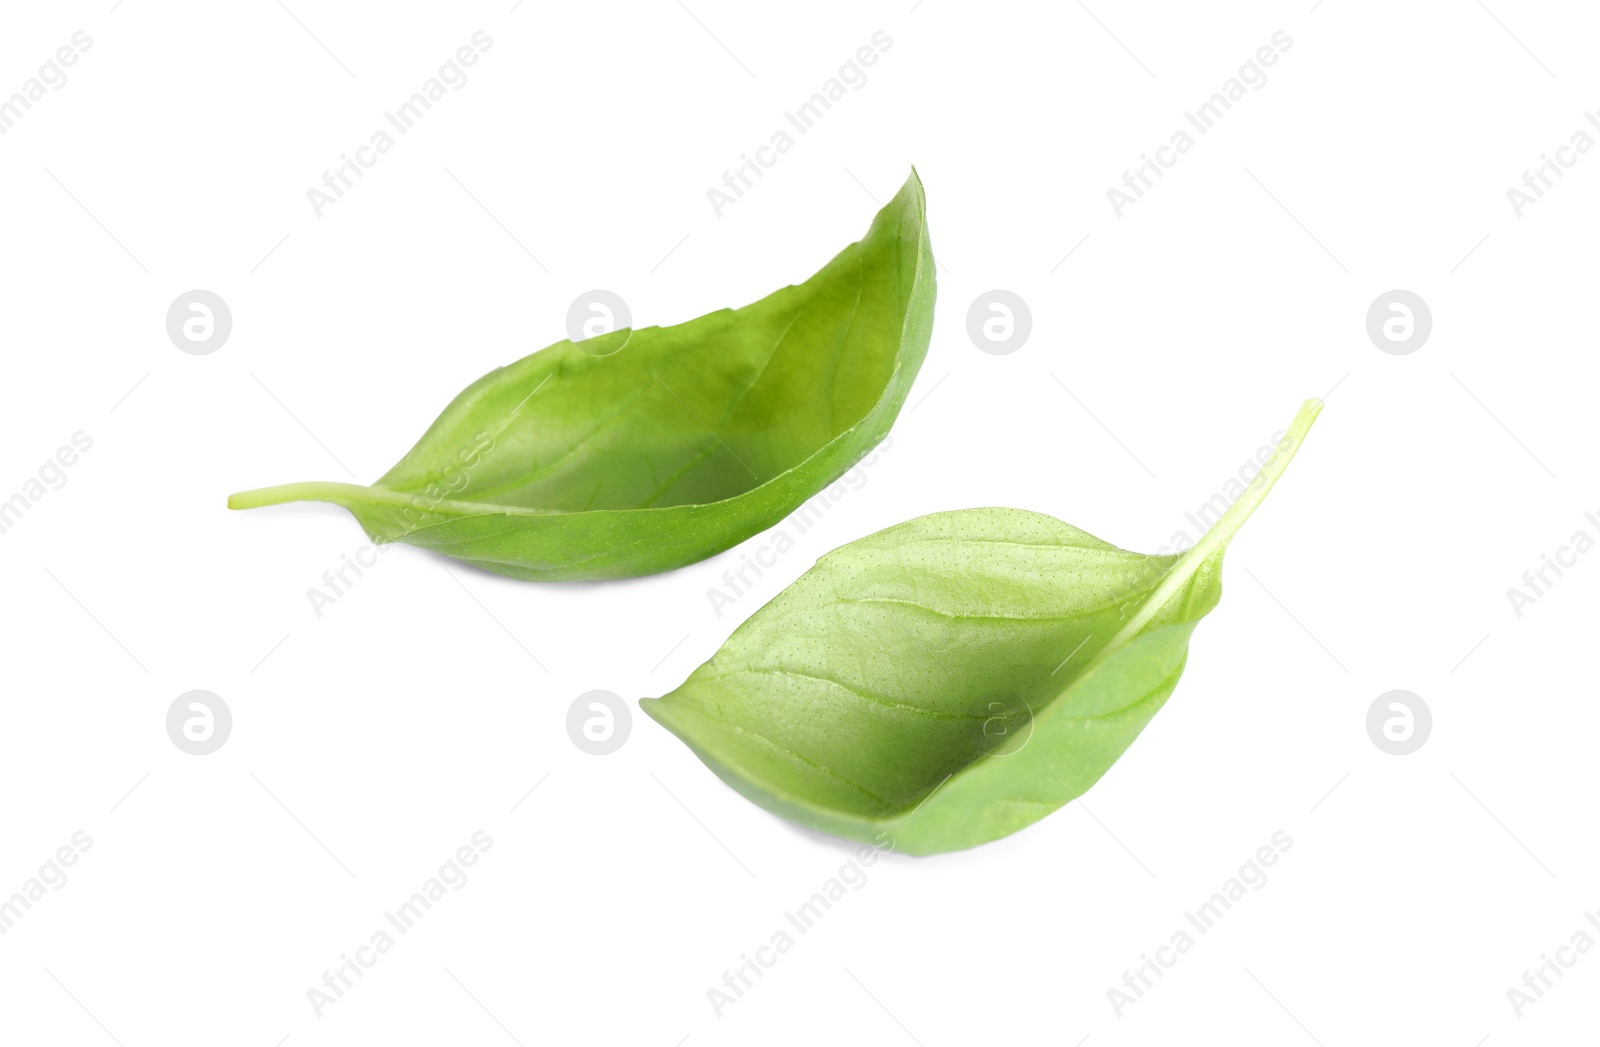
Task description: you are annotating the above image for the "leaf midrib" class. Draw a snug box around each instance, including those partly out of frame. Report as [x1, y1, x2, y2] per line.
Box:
[706, 666, 988, 722]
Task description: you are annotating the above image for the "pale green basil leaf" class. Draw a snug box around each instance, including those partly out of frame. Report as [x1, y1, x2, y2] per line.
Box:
[228, 170, 934, 581]
[642, 401, 1322, 855]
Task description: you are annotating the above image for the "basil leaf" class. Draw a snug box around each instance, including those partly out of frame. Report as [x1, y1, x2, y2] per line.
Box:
[228, 171, 934, 581]
[643, 401, 1322, 855]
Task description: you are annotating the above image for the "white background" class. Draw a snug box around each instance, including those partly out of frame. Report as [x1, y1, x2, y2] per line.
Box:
[1, 1, 1595, 1044]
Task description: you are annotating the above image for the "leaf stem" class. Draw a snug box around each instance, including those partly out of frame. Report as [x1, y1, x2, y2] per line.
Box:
[228, 481, 380, 510]
[1093, 398, 1323, 662]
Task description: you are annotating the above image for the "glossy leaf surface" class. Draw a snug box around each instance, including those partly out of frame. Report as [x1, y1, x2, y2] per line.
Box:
[229, 171, 934, 581]
[643, 401, 1322, 854]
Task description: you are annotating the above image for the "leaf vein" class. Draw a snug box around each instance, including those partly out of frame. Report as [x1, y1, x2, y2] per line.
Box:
[714, 666, 986, 721]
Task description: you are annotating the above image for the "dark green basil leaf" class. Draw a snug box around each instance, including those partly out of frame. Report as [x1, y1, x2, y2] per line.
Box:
[642, 401, 1322, 855]
[229, 171, 934, 581]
